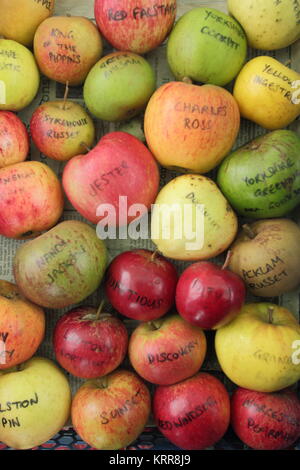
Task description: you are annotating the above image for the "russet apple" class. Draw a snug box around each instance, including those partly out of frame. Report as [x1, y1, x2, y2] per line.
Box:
[215, 303, 300, 392]
[30, 99, 95, 161]
[144, 82, 240, 173]
[153, 372, 230, 450]
[0, 280, 45, 369]
[71, 369, 151, 450]
[0, 161, 64, 239]
[0, 111, 29, 168]
[0, 357, 71, 449]
[63, 131, 160, 226]
[128, 314, 207, 385]
[94, 0, 176, 54]
[34, 16, 103, 86]
[53, 304, 128, 379]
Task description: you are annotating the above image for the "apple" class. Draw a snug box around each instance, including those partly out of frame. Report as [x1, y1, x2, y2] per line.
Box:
[33, 16, 103, 86]
[105, 249, 178, 321]
[0, 161, 64, 239]
[83, 51, 156, 122]
[228, 219, 300, 298]
[215, 303, 300, 393]
[94, 0, 176, 54]
[53, 303, 128, 379]
[0, 111, 29, 168]
[0, 357, 71, 449]
[0, 0, 55, 46]
[166, 7, 247, 86]
[144, 82, 240, 174]
[151, 174, 238, 261]
[128, 314, 207, 385]
[153, 372, 230, 450]
[175, 253, 246, 330]
[30, 98, 95, 162]
[71, 369, 151, 450]
[63, 131, 160, 226]
[231, 387, 300, 450]
[0, 39, 40, 111]
[0, 280, 45, 369]
[13, 220, 108, 309]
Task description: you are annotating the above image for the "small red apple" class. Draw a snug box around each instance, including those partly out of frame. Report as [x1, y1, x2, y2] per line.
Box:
[53, 304, 128, 379]
[153, 372, 230, 450]
[175, 253, 246, 329]
[128, 314, 207, 385]
[231, 387, 300, 450]
[0, 111, 29, 168]
[105, 249, 178, 321]
[71, 369, 151, 450]
[62, 131, 160, 227]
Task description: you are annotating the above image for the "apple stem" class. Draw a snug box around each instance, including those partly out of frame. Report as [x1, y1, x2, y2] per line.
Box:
[268, 306, 274, 324]
[62, 81, 69, 110]
[97, 376, 108, 389]
[284, 59, 291, 67]
[149, 320, 161, 330]
[242, 224, 256, 240]
[182, 76, 193, 85]
[222, 251, 232, 270]
[95, 300, 105, 320]
[80, 141, 91, 152]
[150, 250, 159, 262]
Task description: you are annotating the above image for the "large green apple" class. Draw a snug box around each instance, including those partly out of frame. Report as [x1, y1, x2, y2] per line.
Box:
[167, 7, 247, 86]
[0, 39, 40, 111]
[217, 130, 300, 218]
[0, 357, 71, 449]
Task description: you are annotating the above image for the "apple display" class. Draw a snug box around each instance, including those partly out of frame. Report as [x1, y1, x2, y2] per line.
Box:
[0, 280, 45, 369]
[175, 253, 246, 330]
[71, 369, 151, 450]
[83, 52, 156, 122]
[231, 387, 300, 450]
[228, 219, 300, 298]
[13, 220, 108, 309]
[105, 249, 178, 321]
[0, 111, 29, 168]
[63, 131, 159, 226]
[34, 16, 103, 86]
[128, 314, 207, 385]
[0, 39, 40, 111]
[0, 357, 71, 449]
[153, 372, 230, 450]
[94, 0, 176, 54]
[0, 161, 64, 239]
[144, 82, 240, 174]
[167, 7, 247, 86]
[53, 304, 128, 379]
[215, 303, 300, 392]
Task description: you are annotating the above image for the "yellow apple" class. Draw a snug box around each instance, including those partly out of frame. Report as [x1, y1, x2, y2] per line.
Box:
[0, 357, 71, 449]
[215, 303, 300, 392]
[0, 0, 55, 46]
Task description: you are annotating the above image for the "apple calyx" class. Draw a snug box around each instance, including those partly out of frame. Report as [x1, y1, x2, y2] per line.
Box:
[242, 224, 256, 240]
[222, 251, 232, 270]
[268, 306, 274, 324]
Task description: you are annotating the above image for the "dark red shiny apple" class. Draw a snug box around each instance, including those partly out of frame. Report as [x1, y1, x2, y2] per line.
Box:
[175, 253, 246, 329]
[105, 249, 178, 321]
[153, 372, 230, 450]
[53, 304, 128, 379]
[231, 387, 300, 450]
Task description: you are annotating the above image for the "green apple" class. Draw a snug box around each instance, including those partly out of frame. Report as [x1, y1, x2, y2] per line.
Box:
[151, 174, 238, 261]
[167, 7, 247, 86]
[0, 357, 71, 449]
[217, 130, 300, 219]
[0, 39, 40, 111]
[83, 51, 156, 122]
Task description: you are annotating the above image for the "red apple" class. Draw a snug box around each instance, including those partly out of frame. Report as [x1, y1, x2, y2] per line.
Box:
[94, 0, 177, 54]
[105, 249, 178, 321]
[128, 314, 207, 385]
[0, 111, 29, 168]
[62, 131, 160, 226]
[71, 369, 151, 450]
[0, 161, 64, 239]
[175, 253, 246, 329]
[231, 387, 300, 450]
[53, 304, 128, 379]
[153, 372, 230, 450]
